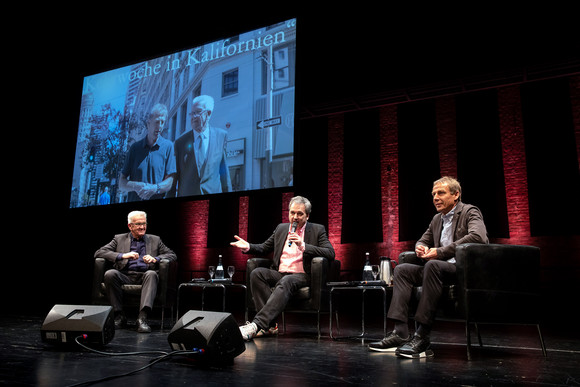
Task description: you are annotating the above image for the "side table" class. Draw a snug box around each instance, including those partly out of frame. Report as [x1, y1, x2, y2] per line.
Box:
[329, 285, 392, 340]
[176, 280, 247, 321]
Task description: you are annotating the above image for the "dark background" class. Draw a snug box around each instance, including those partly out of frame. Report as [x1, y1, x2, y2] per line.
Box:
[4, 5, 579, 319]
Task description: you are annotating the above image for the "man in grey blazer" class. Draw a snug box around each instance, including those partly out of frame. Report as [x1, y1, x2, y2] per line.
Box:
[369, 176, 488, 357]
[95, 211, 177, 333]
[231, 196, 335, 340]
[172, 95, 232, 197]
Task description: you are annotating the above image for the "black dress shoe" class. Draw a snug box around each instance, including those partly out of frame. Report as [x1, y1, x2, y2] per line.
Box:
[395, 334, 434, 358]
[137, 317, 151, 333]
[114, 314, 127, 329]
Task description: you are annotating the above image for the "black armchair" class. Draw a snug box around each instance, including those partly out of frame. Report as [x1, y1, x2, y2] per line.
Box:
[400, 243, 546, 359]
[245, 257, 341, 338]
[91, 257, 178, 330]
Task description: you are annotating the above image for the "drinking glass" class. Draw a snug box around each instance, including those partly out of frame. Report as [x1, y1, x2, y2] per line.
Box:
[227, 266, 235, 279]
[208, 266, 215, 279]
[371, 265, 380, 280]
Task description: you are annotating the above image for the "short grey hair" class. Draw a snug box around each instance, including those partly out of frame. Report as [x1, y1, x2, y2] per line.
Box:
[128, 210, 147, 224]
[149, 103, 167, 119]
[433, 176, 461, 199]
[289, 196, 312, 215]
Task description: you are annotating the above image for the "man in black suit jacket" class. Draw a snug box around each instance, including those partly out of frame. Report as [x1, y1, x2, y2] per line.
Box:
[95, 211, 177, 332]
[231, 196, 335, 340]
[369, 177, 488, 358]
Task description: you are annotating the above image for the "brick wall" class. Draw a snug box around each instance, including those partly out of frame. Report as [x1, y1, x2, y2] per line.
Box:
[176, 76, 579, 296]
[327, 114, 345, 260]
[379, 105, 414, 260]
[497, 86, 531, 244]
[436, 96, 458, 178]
[179, 199, 210, 275]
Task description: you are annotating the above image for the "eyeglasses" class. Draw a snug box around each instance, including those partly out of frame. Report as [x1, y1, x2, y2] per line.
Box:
[131, 222, 147, 227]
[189, 110, 207, 118]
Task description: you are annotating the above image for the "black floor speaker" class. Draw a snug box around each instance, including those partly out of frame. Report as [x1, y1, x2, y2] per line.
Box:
[41, 304, 115, 346]
[168, 310, 245, 362]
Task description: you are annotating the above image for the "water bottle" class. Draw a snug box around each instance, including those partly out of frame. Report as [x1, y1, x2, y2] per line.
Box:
[362, 252, 373, 281]
[215, 255, 225, 279]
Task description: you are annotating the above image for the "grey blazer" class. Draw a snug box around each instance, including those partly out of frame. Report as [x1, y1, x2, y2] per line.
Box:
[95, 233, 177, 271]
[172, 126, 232, 197]
[416, 201, 489, 260]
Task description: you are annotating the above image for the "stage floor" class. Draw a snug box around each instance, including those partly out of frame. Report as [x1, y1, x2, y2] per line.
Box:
[1, 312, 579, 386]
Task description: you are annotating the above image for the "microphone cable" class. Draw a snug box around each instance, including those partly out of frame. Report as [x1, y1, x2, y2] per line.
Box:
[64, 335, 203, 386]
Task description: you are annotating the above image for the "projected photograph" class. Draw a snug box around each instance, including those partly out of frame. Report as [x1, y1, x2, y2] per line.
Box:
[70, 19, 296, 208]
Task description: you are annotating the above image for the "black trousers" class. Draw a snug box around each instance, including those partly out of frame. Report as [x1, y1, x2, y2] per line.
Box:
[103, 269, 159, 313]
[387, 260, 456, 327]
[250, 267, 309, 330]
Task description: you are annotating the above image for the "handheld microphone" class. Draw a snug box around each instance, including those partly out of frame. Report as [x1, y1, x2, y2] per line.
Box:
[289, 221, 298, 247]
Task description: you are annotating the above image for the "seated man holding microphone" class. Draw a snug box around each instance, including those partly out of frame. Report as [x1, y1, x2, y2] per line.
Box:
[230, 196, 335, 340]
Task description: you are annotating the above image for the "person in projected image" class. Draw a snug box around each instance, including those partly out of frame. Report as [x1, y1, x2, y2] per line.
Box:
[171, 95, 232, 197]
[119, 103, 176, 201]
[369, 176, 488, 358]
[95, 211, 177, 333]
[98, 186, 110, 205]
[230, 196, 335, 340]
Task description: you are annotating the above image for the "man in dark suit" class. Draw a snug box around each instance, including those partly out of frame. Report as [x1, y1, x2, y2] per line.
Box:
[369, 177, 488, 357]
[230, 196, 335, 340]
[172, 95, 232, 197]
[95, 211, 177, 333]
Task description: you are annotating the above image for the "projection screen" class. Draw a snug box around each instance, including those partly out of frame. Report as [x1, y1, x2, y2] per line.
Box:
[70, 18, 296, 208]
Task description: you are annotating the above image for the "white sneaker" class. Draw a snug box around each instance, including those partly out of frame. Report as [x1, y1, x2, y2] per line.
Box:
[239, 321, 258, 341]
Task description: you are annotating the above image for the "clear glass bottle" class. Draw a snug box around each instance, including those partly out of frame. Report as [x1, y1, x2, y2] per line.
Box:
[362, 252, 373, 281]
[215, 255, 224, 279]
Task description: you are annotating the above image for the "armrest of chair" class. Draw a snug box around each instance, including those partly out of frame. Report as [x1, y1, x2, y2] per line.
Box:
[456, 243, 541, 292]
[158, 258, 173, 285]
[92, 258, 107, 302]
[309, 257, 329, 306]
[158, 258, 178, 303]
[94, 257, 106, 278]
[398, 251, 424, 265]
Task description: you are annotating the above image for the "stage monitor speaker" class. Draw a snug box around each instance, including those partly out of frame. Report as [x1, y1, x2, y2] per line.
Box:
[41, 304, 115, 346]
[168, 310, 245, 362]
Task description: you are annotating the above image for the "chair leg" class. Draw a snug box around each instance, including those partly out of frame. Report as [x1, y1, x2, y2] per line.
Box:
[282, 312, 286, 334]
[317, 311, 321, 339]
[465, 322, 472, 361]
[537, 324, 547, 357]
[475, 323, 483, 346]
